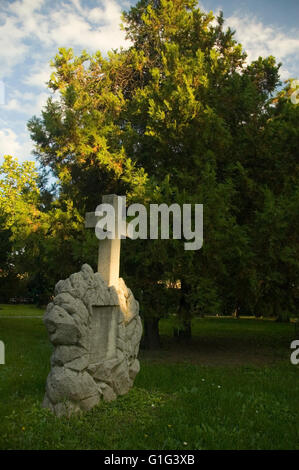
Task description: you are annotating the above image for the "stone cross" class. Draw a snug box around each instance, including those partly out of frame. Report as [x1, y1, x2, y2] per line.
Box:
[85, 194, 126, 288]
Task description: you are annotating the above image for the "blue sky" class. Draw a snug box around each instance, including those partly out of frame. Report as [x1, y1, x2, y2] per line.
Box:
[0, 0, 298, 163]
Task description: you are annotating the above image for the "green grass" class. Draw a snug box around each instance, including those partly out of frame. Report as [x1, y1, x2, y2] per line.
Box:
[0, 304, 44, 317]
[0, 308, 298, 450]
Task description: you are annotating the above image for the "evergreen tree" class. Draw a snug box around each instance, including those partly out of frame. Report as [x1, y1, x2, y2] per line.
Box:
[26, 0, 298, 341]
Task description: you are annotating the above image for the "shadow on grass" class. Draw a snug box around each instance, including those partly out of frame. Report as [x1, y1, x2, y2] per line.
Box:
[0, 316, 298, 450]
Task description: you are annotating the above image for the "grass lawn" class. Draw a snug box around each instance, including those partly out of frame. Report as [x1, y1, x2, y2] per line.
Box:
[0, 304, 44, 317]
[0, 306, 298, 450]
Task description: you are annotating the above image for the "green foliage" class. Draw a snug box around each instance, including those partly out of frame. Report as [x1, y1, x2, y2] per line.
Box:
[0, 156, 91, 303]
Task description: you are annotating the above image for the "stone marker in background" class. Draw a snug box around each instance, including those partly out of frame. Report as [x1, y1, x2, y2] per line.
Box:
[42, 195, 142, 417]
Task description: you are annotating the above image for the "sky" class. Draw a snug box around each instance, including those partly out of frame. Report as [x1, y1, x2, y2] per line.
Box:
[0, 0, 298, 164]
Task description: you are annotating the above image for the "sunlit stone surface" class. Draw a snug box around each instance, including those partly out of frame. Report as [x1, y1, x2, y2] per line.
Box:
[43, 264, 142, 417]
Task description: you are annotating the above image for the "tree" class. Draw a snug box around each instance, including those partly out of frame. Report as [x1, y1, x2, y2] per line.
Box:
[0, 156, 42, 302]
[0, 156, 89, 304]
[27, 0, 297, 343]
[0, 215, 16, 303]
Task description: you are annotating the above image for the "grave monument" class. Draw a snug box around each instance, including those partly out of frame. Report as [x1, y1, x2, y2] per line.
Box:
[42, 195, 142, 417]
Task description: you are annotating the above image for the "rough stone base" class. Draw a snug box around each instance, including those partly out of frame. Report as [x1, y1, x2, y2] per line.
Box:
[43, 264, 142, 416]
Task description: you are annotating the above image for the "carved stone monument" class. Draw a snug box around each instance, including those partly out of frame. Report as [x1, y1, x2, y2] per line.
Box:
[42, 195, 142, 417]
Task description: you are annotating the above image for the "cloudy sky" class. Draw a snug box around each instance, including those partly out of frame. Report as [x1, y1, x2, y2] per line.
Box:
[0, 0, 298, 163]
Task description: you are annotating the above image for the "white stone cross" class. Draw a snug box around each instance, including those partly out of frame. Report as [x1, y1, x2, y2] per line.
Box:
[85, 194, 127, 287]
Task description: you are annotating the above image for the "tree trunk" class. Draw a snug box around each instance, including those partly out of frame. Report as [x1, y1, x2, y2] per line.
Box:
[232, 308, 240, 318]
[174, 319, 192, 341]
[142, 317, 161, 350]
[176, 279, 192, 341]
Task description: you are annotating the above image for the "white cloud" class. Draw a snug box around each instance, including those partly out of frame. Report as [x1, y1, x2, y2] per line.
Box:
[0, 16, 29, 78]
[23, 62, 52, 88]
[0, 1, 45, 78]
[226, 14, 299, 79]
[0, 128, 22, 157]
[0, 127, 34, 161]
[8, 0, 45, 17]
[0, 0, 128, 80]
[3, 90, 50, 115]
[47, 1, 128, 51]
[68, 0, 85, 15]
